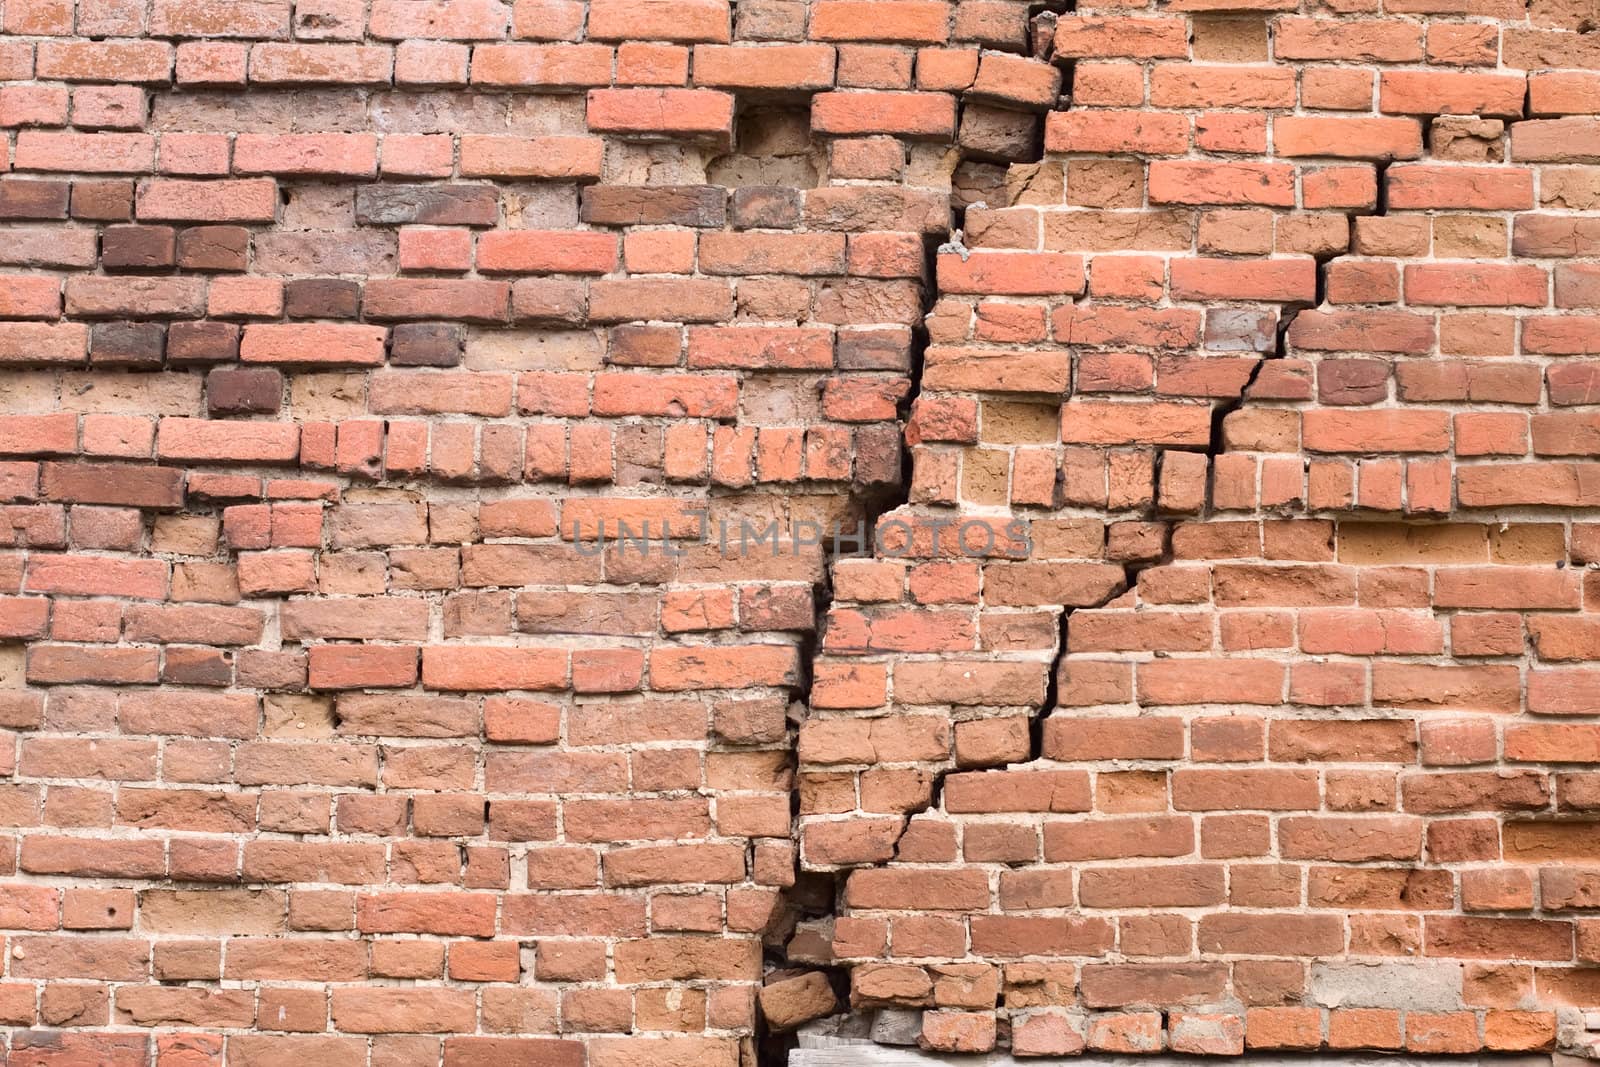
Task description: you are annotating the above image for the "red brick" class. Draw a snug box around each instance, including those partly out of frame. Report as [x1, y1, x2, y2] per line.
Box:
[813, 92, 956, 139]
[233, 134, 379, 177]
[1407, 263, 1548, 307]
[1387, 165, 1534, 210]
[477, 231, 618, 274]
[6, 2, 1600, 1056]
[136, 178, 278, 222]
[308, 645, 418, 689]
[1052, 16, 1188, 58]
[939, 252, 1084, 296]
[240, 324, 387, 366]
[157, 418, 300, 464]
[15, 132, 155, 173]
[592, 373, 738, 417]
[1046, 110, 1189, 154]
[369, 0, 511, 39]
[1150, 161, 1296, 206]
[422, 647, 568, 691]
[811, 1, 950, 43]
[694, 44, 835, 90]
[588, 0, 729, 41]
[587, 89, 734, 137]
[468, 43, 608, 87]
[1274, 116, 1422, 159]
[1380, 70, 1527, 118]
[249, 43, 393, 84]
[1171, 257, 1317, 302]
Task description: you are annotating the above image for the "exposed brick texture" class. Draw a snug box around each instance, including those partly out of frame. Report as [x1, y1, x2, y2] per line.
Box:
[2, 0, 1600, 1063]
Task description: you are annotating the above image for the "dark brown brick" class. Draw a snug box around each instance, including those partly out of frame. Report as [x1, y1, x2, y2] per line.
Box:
[167, 321, 241, 363]
[162, 646, 234, 687]
[101, 225, 176, 270]
[41, 462, 185, 508]
[730, 187, 802, 230]
[853, 424, 902, 486]
[837, 327, 913, 371]
[1318, 359, 1391, 406]
[177, 226, 250, 272]
[608, 326, 682, 367]
[355, 185, 500, 226]
[581, 185, 726, 227]
[90, 322, 166, 366]
[389, 322, 463, 367]
[70, 180, 134, 221]
[208, 367, 284, 415]
[285, 279, 361, 320]
[0, 180, 71, 220]
[960, 104, 1043, 163]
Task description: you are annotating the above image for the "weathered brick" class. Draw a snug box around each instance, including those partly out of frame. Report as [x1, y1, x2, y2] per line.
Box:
[5, 0, 1598, 1057]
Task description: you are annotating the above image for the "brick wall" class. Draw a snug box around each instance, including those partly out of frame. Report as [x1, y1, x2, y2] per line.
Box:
[2, 0, 1600, 1064]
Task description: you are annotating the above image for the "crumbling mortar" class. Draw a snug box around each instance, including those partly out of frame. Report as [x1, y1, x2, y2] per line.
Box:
[758, 2, 1208, 1051]
[740, 0, 1499, 1048]
[768, 138, 1410, 1060]
[1198, 148, 1407, 518]
[1202, 299, 1300, 515]
[759, 76, 997, 1067]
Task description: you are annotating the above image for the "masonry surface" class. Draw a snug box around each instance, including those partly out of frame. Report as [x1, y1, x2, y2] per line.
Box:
[2, 0, 1600, 1064]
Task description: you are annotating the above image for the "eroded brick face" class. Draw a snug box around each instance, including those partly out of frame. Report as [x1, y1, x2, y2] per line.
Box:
[2, 0, 1600, 1063]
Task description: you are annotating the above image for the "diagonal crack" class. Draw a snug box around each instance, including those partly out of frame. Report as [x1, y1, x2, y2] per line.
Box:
[760, 9, 1079, 1057]
[744, 0, 1430, 1056]
[761, 19, 1482, 1058]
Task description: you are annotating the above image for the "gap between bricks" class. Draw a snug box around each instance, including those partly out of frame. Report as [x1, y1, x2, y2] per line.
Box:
[772, 27, 1559, 1064]
[773, 2, 1323, 1055]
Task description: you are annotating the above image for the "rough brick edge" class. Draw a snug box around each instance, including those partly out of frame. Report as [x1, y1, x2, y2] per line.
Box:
[753, 5, 1088, 1059]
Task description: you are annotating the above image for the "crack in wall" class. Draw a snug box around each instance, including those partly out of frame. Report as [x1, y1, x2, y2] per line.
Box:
[757, 7, 1080, 1058]
[755, 95, 1591, 1060]
[3, 4, 1589, 1062]
[762, 86, 1444, 1065]
[747, 0, 1498, 1052]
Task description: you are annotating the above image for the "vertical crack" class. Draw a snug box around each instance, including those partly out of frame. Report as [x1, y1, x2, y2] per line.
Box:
[1374, 157, 1394, 217]
[761, 7, 1431, 1053]
[758, 124, 958, 1067]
